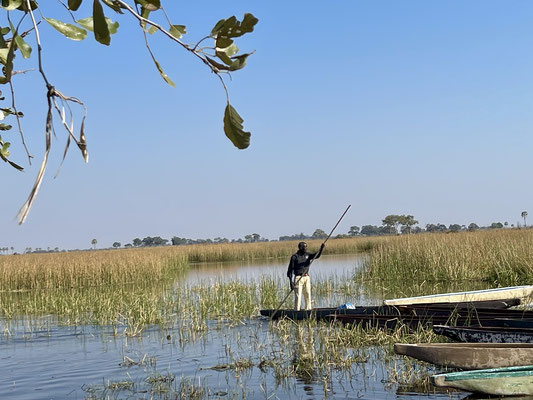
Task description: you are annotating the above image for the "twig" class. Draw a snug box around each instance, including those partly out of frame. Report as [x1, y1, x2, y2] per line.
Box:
[8, 80, 32, 164]
[114, 0, 218, 74]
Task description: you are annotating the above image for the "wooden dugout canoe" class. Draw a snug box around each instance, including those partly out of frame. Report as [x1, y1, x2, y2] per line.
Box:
[395, 343, 533, 370]
[260, 299, 520, 321]
[325, 314, 530, 331]
[432, 365, 533, 396]
[384, 285, 533, 306]
[433, 325, 533, 343]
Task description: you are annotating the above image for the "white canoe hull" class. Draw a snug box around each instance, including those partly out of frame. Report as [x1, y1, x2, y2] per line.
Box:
[384, 286, 533, 306]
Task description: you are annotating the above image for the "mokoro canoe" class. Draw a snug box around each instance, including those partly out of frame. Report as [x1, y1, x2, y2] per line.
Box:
[326, 314, 530, 330]
[259, 307, 380, 321]
[384, 285, 533, 306]
[395, 343, 533, 370]
[260, 299, 520, 321]
[432, 365, 533, 395]
[492, 317, 533, 329]
[434, 325, 533, 343]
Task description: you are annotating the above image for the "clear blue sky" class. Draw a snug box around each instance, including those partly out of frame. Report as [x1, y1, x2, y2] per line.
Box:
[3, 1, 533, 251]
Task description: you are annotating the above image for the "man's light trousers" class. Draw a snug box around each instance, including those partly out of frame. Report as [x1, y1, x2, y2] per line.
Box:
[294, 275, 311, 311]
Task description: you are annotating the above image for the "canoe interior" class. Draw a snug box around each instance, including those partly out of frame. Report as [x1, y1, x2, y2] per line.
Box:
[438, 365, 533, 381]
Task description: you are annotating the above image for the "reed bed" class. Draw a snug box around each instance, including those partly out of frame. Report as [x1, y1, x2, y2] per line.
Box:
[357, 229, 533, 287]
[0, 238, 373, 328]
[0, 247, 188, 290]
[0, 237, 372, 292]
[180, 237, 378, 263]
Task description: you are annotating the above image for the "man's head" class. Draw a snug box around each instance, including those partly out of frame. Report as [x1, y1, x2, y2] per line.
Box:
[298, 242, 307, 251]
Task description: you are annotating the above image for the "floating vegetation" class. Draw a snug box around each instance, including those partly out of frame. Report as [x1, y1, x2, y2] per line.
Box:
[176, 377, 208, 400]
[120, 354, 157, 368]
[204, 357, 255, 372]
[104, 379, 135, 391]
[82, 372, 209, 399]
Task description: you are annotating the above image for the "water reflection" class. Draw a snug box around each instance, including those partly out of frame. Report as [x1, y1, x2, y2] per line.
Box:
[292, 324, 316, 385]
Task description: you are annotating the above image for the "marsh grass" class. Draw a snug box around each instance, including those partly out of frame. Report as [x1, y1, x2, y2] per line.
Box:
[357, 229, 533, 288]
[181, 238, 379, 263]
[0, 247, 189, 291]
[83, 372, 211, 400]
[0, 237, 372, 290]
[1, 236, 469, 398]
[384, 358, 436, 393]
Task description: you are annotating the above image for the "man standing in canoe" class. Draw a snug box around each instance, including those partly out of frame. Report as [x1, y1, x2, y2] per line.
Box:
[287, 241, 325, 311]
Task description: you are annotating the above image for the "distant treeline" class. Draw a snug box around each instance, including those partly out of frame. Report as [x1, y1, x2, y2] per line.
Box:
[117, 215, 521, 249]
[7, 213, 527, 253]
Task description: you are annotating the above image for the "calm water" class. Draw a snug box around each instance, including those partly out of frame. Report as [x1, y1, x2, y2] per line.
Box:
[0, 255, 473, 399]
[184, 254, 366, 284]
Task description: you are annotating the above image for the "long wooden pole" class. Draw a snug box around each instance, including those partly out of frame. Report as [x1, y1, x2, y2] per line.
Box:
[270, 205, 352, 319]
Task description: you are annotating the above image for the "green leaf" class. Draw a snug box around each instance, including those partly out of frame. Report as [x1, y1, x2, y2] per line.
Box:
[93, 0, 110, 45]
[1, 0, 22, 10]
[0, 40, 15, 84]
[16, 0, 37, 11]
[145, 0, 160, 11]
[9, 22, 31, 58]
[44, 18, 87, 41]
[0, 47, 10, 63]
[77, 17, 119, 34]
[215, 50, 232, 66]
[152, 58, 175, 87]
[0, 123, 12, 130]
[1, 141, 10, 156]
[169, 24, 186, 39]
[214, 14, 258, 40]
[68, 0, 83, 11]
[215, 43, 239, 65]
[0, 140, 23, 170]
[206, 56, 229, 71]
[0, 30, 6, 48]
[7, 159, 23, 170]
[101, 0, 124, 13]
[223, 104, 250, 150]
[139, 6, 151, 31]
[221, 43, 238, 57]
[135, 0, 160, 11]
[211, 18, 226, 36]
[228, 53, 251, 71]
[216, 36, 233, 50]
[14, 35, 31, 58]
[240, 13, 259, 36]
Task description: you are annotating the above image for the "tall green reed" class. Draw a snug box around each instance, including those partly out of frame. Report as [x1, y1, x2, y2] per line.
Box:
[356, 229, 533, 287]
